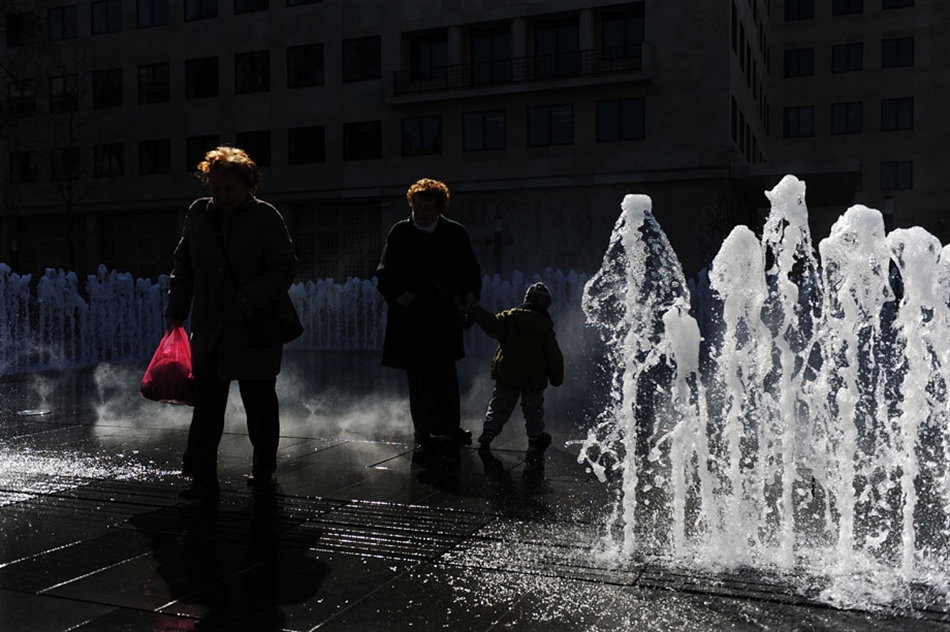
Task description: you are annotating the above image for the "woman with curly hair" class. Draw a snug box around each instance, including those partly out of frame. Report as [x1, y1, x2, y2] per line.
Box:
[375, 178, 482, 447]
[165, 146, 297, 502]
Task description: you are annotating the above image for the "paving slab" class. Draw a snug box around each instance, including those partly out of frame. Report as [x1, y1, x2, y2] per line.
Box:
[1, 361, 948, 631]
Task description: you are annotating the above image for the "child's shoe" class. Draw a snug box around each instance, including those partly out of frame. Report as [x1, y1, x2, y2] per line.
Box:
[527, 432, 552, 452]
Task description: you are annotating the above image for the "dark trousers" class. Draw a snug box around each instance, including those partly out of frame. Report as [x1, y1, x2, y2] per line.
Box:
[182, 361, 280, 480]
[406, 361, 460, 439]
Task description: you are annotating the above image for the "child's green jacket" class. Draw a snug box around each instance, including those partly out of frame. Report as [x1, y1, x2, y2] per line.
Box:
[471, 303, 564, 391]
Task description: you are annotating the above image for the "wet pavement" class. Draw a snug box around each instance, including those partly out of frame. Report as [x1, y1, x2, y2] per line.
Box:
[1, 356, 948, 631]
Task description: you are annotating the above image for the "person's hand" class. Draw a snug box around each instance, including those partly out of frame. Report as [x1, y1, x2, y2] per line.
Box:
[167, 317, 184, 329]
[396, 292, 415, 308]
[235, 290, 254, 314]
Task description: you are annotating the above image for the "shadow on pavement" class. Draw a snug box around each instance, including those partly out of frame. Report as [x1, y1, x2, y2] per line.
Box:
[128, 488, 329, 632]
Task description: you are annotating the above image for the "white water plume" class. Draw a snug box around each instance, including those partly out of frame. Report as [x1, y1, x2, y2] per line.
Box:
[578, 175, 950, 611]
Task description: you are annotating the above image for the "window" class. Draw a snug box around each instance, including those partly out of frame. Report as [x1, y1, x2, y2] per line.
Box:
[534, 21, 579, 78]
[288, 126, 325, 164]
[287, 43, 324, 88]
[883, 0, 913, 7]
[342, 36, 381, 82]
[185, 135, 219, 172]
[50, 75, 79, 113]
[463, 111, 505, 151]
[741, 33, 748, 75]
[51, 147, 81, 181]
[832, 43, 863, 72]
[8, 81, 36, 116]
[882, 37, 914, 68]
[235, 0, 268, 13]
[731, 2, 738, 53]
[401, 116, 442, 156]
[471, 29, 511, 85]
[783, 106, 814, 137]
[597, 98, 645, 141]
[784, 0, 814, 20]
[602, 8, 644, 60]
[881, 161, 912, 190]
[93, 69, 123, 108]
[739, 108, 746, 149]
[185, 57, 219, 99]
[138, 0, 168, 27]
[528, 105, 573, 146]
[91, 0, 122, 34]
[831, 43, 864, 73]
[94, 144, 124, 177]
[6, 12, 35, 46]
[731, 96, 738, 143]
[184, 0, 217, 20]
[49, 6, 77, 41]
[9, 151, 37, 183]
[234, 130, 271, 166]
[342, 121, 382, 160]
[784, 48, 814, 77]
[831, 102, 862, 134]
[140, 139, 171, 174]
[881, 97, 913, 131]
[410, 33, 447, 81]
[832, 0, 863, 15]
[235, 50, 270, 93]
[138, 63, 170, 103]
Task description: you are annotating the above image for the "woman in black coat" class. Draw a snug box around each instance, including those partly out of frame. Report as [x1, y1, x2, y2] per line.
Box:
[375, 178, 482, 445]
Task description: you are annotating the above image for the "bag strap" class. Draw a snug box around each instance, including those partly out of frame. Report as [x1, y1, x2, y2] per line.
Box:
[209, 203, 242, 289]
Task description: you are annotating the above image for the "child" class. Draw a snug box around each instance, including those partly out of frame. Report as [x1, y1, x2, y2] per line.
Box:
[469, 282, 564, 451]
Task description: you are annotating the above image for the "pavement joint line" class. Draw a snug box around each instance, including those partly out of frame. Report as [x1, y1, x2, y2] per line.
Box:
[298, 557, 426, 632]
[0, 539, 87, 571]
[36, 551, 155, 594]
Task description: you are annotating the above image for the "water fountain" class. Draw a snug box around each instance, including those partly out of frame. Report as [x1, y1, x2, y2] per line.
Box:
[579, 175, 950, 610]
[0, 263, 588, 375]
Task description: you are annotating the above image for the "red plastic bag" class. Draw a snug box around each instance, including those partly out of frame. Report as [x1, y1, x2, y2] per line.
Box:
[140, 325, 195, 406]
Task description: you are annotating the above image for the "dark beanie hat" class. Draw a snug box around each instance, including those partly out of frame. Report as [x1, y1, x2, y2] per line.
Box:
[524, 282, 552, 308]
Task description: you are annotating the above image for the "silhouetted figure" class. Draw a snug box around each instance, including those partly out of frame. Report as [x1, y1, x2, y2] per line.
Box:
[469, 282, 564, 453]
[166, 146, 297, 502]
[375, 178, 481, 447]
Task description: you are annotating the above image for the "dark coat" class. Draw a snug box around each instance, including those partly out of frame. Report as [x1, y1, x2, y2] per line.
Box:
[471, 303, 565, 391]
[165, 196, 297, 380]
[375, 215, 481, 369]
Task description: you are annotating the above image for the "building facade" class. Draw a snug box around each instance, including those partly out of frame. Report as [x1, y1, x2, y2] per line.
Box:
[771, 0, 949, 241]
[1, 0, 946, 282]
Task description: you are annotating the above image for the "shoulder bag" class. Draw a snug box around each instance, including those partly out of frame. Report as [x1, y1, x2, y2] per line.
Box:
[212, 214, 303, 346]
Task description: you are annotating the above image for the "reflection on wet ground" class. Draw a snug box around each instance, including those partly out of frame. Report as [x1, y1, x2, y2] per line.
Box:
[0, 352, 946, 631]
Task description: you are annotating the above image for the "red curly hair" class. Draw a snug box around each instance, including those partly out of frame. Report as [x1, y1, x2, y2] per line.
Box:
[406, 178, 450, 211]
[195, 146, 261, 192]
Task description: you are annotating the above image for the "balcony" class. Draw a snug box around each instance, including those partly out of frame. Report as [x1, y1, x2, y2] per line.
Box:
[390, 44, 651, 104]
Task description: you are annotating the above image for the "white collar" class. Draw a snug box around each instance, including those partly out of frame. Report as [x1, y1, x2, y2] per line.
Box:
[412, 215, 439, 233]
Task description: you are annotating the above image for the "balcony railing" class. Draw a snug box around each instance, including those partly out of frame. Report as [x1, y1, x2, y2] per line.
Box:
[393, 46, 643, 96]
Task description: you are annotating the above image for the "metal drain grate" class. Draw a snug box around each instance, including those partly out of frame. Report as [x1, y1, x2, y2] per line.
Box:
[303, 499, 495, 561]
